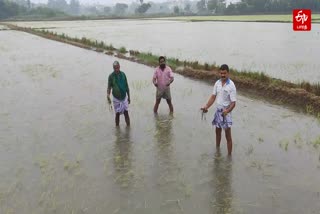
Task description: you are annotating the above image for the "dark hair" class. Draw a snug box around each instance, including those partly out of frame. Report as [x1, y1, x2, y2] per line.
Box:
[159, 56, 165, 62]
[219, 64, 229, 72]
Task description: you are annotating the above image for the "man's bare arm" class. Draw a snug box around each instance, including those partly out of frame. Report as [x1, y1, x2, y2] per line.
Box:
[202, 94, 216, 111]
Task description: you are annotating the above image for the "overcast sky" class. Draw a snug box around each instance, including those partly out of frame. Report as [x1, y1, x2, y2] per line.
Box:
[31, 0, 173, 5]
[30, 0, 237, 6]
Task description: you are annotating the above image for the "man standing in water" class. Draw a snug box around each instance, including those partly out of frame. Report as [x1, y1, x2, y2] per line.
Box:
[201, 64, 237, 155]
[107, 61, 131, 126]
[153, 56, 174, 114]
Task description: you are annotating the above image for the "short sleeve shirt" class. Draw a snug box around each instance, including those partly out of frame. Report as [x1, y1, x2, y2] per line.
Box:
[153, 66, 174, 91]
[212, 78, 237, 108]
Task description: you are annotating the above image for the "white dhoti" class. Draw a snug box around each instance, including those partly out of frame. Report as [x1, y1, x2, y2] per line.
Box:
[113, 96, 129, 114]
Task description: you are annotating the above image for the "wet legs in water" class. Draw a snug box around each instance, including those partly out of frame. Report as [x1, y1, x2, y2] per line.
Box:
[115, 111, 130, 126]
[215, 127, 232, 155]
[153, 98, 174, 114]
[124, 111, 130, 126]
[153, 98, 161, 114]
[166, 99, 174, 114]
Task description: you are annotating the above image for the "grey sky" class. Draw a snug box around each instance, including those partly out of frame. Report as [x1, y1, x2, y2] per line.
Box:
[31, 0, 172, 5]
[31, 0, 238, 6]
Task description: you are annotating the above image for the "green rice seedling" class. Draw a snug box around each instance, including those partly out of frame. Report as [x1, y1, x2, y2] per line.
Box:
[293, 133, 302, 144]
[137, 52, 158, 66]
[99, 41, 105, 48]
[119, 47, 127, 54]
[279, 139, 289, 151]
[245, 144, 254, 155]
[306, 104, 314, 114]
[106, 44, 115, 51]
[284, 141, 289, 151]
[312, 137, 320, 148]
[258, 137, 264, 143]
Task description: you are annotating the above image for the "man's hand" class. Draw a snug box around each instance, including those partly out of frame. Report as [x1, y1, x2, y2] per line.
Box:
[223, 109, 228, 116]
[200, 107, 208, 113]
[107, 95, 111, 104]
[128, 98, 131, 104]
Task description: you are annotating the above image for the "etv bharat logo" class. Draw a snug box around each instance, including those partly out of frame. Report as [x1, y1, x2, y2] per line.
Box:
[293, 9, 311, 31]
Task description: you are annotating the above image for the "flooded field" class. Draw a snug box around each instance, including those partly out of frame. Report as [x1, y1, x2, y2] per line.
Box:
[11, 20, 320, 83]
[1, 29, 320, 214]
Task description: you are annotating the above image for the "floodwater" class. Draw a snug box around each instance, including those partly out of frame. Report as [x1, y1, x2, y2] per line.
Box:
[1, 29, 320, 214]
[11, 20, 320, 83]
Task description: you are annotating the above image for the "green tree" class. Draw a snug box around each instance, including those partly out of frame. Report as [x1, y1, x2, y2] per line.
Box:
[207, 0, 218, 11]
[135, 3, 151, 14]
[196, 0, 207, 12]
[0, 0, 26, 19]
[184, 3, 191, 13]
[114, 3, 128, 15]
[173, 5, 180, 14]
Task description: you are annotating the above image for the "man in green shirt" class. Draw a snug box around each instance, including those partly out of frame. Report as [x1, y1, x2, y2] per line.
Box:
[107, 61, 131, 126]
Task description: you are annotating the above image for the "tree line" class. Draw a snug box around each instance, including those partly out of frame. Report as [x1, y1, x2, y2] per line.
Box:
[0, 0, 66, 19]
[1, 0, 319, 20]
[197, 0, 320, 15]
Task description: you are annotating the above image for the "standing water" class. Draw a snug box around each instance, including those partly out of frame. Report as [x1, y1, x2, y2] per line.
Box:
[1, 29, 320, 214]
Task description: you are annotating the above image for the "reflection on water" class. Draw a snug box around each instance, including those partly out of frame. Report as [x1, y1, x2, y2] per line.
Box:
[151, 114, 184, 205]
[153, 114, 175, 184]
[154, 114, 173, 145]
[112, 127, 133, 188]
[211, 150, 233, 213]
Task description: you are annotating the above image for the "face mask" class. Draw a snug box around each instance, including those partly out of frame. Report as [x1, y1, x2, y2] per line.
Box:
[160, 64, 166, 69]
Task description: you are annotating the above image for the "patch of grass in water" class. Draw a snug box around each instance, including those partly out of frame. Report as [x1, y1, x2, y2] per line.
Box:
[245, 144, 254, 156]
[234, 69, 270, 82]
[294, 133, 302, 144]
[137, 52, 159, 66]
[279, 139, 289, 151]
[119, 46, 127, 54]
[250, 160, 263, 170]
[63, 159, 81, 173]
[131, 80, 150, 90]
[312, 136, 320, 148]
[106, 44, 115, 51]
[257, 137, 264, 143]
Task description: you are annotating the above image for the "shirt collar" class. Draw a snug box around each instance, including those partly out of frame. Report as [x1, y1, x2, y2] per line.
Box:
[219, 78, 230, 85]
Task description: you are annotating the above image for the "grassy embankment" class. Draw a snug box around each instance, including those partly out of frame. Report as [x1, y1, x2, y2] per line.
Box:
[2, 23, 320, 117]
[156, 14, 320, 23]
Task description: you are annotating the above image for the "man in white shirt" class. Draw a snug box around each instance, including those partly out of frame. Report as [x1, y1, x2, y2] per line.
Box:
[201, 64, 237, 155]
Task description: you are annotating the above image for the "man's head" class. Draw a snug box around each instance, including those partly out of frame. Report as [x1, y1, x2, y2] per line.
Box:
[113, 61, 120, 72]
[159, 56, 166, 70]
[219, 64, 229, 81]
